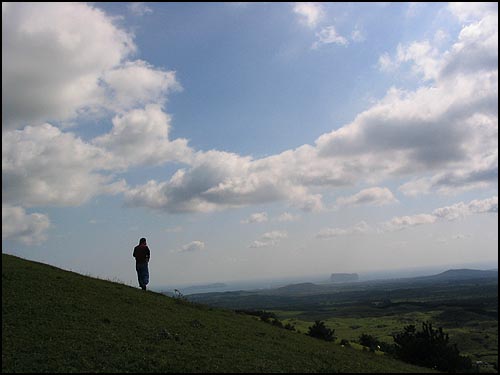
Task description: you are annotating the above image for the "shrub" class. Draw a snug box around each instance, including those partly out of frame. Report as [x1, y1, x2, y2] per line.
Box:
[359, 333, 381, 351]
[339, 339, 350, 347]
[307, 320, 336, 342]
[392, 322, 472, 372]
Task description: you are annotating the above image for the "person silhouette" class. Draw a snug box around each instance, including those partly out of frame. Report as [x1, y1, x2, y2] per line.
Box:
[133, 237, 150, 290]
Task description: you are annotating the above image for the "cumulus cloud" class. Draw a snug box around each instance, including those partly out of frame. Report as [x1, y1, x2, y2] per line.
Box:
[320, 196, 497, 236]
[448, 2, 498, 22]
[316, 69, 497, 171]
[432, 196, 498, 220]
[93, 104, 193, 167]
[249, 230, 288, 248]
[102, 60, 181, 112]
[2, 3, 179, 131]
[124, 35, 497, 213]
[1, 3, 192, 218]
[383, 214, 437, 232]
[312, 26, 348, 49]
[2, 124, 125, 207]
[384, 196, 497, 230]
[124, 145, 337, 213]
[316, 60, 497, 194]
[399, 154, 498, 196]
[441, 12, 498, 79]
[293, 2, 324, 28]
[241, 212, 268, 224]
[335, 187, 398, 207]
[2, 205, 50, 245]
[2, 2, 135, 129]
[367, 8, 498, 199]
[178, 241, 205, 252]
[3, 2, 497, 229]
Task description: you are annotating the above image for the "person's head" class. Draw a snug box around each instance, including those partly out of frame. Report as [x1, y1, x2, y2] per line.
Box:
[139, 237, 147, 245]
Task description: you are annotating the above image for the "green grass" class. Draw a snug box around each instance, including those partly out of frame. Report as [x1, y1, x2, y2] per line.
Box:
[2, 254, 436, 373]
[276, 307, 498, 369]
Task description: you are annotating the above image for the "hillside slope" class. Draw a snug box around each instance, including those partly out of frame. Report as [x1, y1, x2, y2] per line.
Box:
[2, 254, 435, 373]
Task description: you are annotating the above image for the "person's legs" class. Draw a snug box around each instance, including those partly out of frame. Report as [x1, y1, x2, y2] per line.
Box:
[136, 263, 149, 290]
[142, 263, 149, 287]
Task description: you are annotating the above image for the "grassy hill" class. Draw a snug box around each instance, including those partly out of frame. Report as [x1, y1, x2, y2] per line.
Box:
[2, 254, 435, 373]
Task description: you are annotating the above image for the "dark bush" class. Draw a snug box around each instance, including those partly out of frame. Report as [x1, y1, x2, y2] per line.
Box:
[339, 339, 350, 347]
[392, 322, 472, 373]
[271, 318, 283, 328]
[307, 320, 336, 342]
[359, 333, 381, 351]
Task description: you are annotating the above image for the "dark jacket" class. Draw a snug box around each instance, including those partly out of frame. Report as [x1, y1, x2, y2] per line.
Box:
[133, 244, 150, 264]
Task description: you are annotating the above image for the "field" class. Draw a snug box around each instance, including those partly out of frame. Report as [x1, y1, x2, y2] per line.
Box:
[188, 273, 499, 372]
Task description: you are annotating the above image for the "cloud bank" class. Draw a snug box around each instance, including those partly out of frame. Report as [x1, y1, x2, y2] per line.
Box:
[2, 2, 498, 245]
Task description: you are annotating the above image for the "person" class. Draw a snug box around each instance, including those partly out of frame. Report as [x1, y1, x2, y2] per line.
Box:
[133, 237, 150, 290]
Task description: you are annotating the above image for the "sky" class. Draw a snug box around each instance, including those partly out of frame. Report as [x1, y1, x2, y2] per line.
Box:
[2, 2, 498, 289]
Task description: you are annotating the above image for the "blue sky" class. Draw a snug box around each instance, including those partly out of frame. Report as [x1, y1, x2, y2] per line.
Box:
[2, 2, 498, 288]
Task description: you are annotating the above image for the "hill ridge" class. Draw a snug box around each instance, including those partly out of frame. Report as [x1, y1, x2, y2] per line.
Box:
[2, 254, 434, 373]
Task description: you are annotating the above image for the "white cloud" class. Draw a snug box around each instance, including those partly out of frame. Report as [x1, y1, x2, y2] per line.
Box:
[351, 25, 365, 43]
[93, 104, 193, 167]
[312, 26, 348, 49]
[316, 221, 372, 239]
[293, 2, 324, 28]
[249, 230, 288, 248]
[128, 3, 153, 16]
[124, 180, 171, 210]
[399, 153, 498, 196]
[2, 205, 50, 245]
[124, 146, 333, 213]
[336, 187, 398, 207]
[179, 241, 205, 252]
[380, 5, 497, 82]
[241, 212, 268, 224]
[277, 212, 301, 222]
[124, 48, 497, 212]
[316, 63, 497, 193]
[441, 13, 498, 78]
[383, 214, 437, 232]
[2, 124, 125, 207]
[433, 29, 449, 45]
[384, 196, 497, 230]
[2, 3, 194, 215]
[2, 2, 135, 129]
[4, 2, 497, 225]
[321, 196, 498, 236]
[448, 2, 498, 22]
[102, 60, 181, 112]
[378, 41, 441, 81]
[433, 196, 498, 220]
[378, 52, 398, 72]
[468, 196, 498, 214]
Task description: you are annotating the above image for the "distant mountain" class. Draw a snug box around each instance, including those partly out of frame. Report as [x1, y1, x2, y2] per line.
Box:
[267, 282, 329, 295]
[182, 282, 227, 291]
[188, 268, 498, 304]
[330, 273, 359, 283]
[417, 269, 498, 281]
